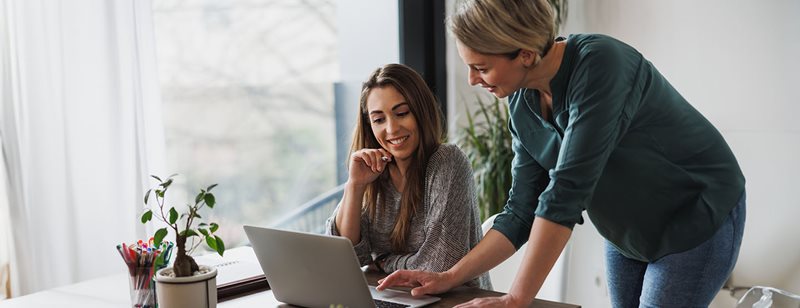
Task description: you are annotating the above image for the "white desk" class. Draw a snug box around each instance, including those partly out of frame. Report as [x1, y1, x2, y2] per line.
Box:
[0, 272, 285, 308]
[0, 247, 580, 308]
[0, 247, 282, 307]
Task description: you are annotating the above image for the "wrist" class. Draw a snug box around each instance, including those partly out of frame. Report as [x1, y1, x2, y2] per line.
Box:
[441, 269, 461, 289]
[373, 253, 390, 273]
[505, 292, 532, 308]
[345, 180, 368, 192]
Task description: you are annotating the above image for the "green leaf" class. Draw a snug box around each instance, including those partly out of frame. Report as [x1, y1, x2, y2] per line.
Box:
[166, 173, 178, 180]
[205, 235, 217, 251]
[179, 229, 199, 237]
[156, 189, 164, 198]
[140, 210, 152, 223]
[206, 184, 218, 191]
[154, 228, 168, 246]
[209, 223, 219, 233]
[215, 235, 225, 256]
[198, 223, 208, 227]
[456, 97, 514, 221]
[150, 175, 162, 182]
[155, 251, 166, 267]
[198, 228, 209, 237]
[168, 207, 178, 225]
[204, 193, 216, 208]
[160, 178, 173, 188]
[143, 189, 152, 205]
[195, 192, 204, 204]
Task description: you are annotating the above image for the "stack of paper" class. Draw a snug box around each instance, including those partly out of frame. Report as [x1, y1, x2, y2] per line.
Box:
[195, 246, 269, 301]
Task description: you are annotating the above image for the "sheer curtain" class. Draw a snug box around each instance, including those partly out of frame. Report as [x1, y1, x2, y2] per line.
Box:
[0, 0, 164, 296]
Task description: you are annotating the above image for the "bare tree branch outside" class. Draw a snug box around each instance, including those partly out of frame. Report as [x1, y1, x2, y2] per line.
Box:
[152, 0, 338, 249]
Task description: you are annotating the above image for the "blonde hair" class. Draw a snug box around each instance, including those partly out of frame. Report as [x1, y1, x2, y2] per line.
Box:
[351, 64, 445, 252]
[448, 0, 556, 57]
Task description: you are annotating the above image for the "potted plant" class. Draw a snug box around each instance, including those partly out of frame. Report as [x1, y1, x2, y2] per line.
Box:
[141, 174, 226, 308]
[457, 97, 514, 221]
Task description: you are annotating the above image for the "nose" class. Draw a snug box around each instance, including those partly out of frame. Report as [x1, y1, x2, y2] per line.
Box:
[386, 117, 400, 134]
[468, 69, 481, 86]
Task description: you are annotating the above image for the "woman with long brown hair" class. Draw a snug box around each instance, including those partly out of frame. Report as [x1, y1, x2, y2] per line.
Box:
[325, 63, 490, 289]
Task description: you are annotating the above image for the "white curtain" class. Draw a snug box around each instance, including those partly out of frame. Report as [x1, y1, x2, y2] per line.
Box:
[0, 0, 165, 296]
[0, 134, 11, 299]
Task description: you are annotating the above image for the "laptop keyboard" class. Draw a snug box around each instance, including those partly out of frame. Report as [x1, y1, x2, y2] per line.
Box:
[374, 299, 411, 308]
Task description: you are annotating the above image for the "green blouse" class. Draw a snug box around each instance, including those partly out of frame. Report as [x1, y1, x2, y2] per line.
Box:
[491, 34, 745, 262]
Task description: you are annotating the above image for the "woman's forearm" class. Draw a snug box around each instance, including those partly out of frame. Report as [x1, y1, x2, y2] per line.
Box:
[508, 217, 572, 305]
[446, 229, 517, 285]
[334, 181, 367, 244]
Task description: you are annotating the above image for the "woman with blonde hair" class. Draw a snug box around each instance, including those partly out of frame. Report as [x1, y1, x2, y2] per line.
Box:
[325, 63, 490, 289]
[378, 1, 745, 307]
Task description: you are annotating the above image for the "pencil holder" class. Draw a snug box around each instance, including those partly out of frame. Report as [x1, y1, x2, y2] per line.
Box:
[128, 264, 157, 308]
[118, 240, 175, 308]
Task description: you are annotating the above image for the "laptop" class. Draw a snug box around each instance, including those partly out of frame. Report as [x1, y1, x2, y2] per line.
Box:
[243, 225, 441, 308]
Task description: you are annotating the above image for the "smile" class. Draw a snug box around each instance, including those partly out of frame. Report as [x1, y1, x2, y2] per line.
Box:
[387, 136, 408, 145]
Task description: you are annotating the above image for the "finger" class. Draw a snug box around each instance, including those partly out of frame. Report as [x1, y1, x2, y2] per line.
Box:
[377, 271, 410, 290]
[370, 151, 383, 173]
[411, 284, 434, 297]
[356, 151, 372, 168]
[376, 274, 399, 290]
[378, 148, 392, 162]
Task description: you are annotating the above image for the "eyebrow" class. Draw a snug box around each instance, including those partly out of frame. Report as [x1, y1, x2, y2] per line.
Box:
[369, 102, 409, 115]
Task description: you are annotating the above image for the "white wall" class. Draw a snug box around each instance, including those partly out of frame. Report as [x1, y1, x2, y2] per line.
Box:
[336, 1, 399, 181]
[448, 0, 800, 307]
[337, 0, 400, 139]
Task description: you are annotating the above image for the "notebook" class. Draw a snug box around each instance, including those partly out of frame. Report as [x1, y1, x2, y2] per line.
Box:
[243, 225, 440, 308]
[193, 246, 269, 301]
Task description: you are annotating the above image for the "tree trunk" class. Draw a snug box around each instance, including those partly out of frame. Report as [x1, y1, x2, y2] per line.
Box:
[172, 235, 200, 277]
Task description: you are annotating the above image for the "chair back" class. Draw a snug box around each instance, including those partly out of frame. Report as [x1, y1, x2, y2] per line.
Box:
[736, 286, 800, 308]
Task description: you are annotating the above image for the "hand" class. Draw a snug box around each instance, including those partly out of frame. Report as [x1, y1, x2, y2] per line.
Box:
[348, 148, 392, 186]
[366, 263, 381, 272]
[453, 294, 528, 308]
[366, 260, 388, 273]
[377, 270, 455, 297]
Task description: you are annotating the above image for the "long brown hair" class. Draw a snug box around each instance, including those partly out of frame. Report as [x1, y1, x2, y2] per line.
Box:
[351, 64, 445, 252]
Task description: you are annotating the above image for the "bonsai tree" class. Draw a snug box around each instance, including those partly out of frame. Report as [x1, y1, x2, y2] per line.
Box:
[140, 174, 225, 277]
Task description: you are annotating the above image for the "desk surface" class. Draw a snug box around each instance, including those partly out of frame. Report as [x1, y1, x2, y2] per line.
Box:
[362, 271, 578, 308]
[0, 247, 579, 308]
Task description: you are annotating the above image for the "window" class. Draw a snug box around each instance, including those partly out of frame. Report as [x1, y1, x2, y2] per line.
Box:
[152, 0, 339, 249]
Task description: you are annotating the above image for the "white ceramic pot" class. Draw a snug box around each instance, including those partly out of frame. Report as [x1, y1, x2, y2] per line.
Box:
[155, 265, 217, 308]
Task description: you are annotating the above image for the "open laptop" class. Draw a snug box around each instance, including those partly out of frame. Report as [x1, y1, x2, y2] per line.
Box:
[243, 225, 440, 308]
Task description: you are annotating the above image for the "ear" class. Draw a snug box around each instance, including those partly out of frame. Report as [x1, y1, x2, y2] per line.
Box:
[518, 49, 537, 67]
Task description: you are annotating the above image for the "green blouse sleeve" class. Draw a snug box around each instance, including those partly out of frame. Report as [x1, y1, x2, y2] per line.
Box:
[535, 39, 641, 227]
[491, 114, 551, 250]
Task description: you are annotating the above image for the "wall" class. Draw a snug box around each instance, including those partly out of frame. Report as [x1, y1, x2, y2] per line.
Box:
[336, 0, 399, 180]
[447, 0, 800, 306]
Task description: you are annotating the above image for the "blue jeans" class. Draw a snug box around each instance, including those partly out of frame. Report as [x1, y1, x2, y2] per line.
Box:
[605, 191, 746, 308]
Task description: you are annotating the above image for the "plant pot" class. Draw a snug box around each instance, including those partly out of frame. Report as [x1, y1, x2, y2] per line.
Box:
[155, 265, 217, 308]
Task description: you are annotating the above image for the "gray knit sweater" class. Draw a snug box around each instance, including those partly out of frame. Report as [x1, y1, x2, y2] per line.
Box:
[326, 144, 492, 290]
